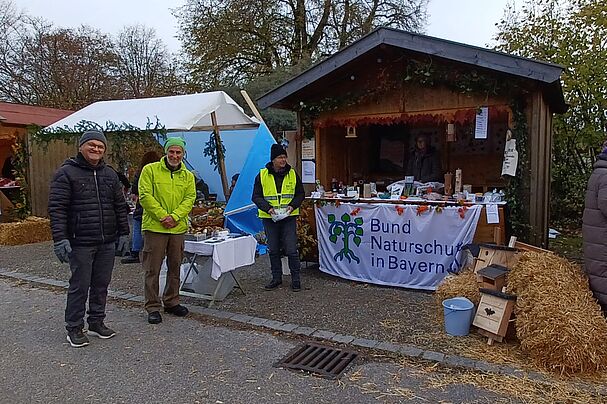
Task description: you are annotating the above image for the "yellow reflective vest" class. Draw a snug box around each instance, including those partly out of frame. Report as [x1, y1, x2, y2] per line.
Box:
[258, 168, 300, 218]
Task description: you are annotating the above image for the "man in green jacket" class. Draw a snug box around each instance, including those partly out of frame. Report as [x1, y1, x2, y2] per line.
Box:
[139, 137, 196, 324]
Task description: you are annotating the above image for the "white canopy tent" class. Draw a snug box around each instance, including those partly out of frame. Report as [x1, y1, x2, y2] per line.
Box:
[45, 91, 259, 132]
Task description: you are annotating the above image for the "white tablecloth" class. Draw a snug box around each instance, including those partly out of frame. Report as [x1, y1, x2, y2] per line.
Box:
[184, 236, 257, 280]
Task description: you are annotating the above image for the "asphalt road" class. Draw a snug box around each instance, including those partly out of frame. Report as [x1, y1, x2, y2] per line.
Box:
[0, 279, 511, 404]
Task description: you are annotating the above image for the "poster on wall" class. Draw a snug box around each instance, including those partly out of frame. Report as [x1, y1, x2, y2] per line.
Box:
[475, 107, 489, 139]
[302, 160, 316, 183]
[301, 138, 315, 160]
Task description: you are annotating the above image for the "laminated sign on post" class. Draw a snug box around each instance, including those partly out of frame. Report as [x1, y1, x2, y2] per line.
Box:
[501, 138, 519, 177]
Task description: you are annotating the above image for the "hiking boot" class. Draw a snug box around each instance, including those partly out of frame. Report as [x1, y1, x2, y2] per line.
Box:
[120, 253, 140, 264]
[66, 328, 89, 348]
[291, 281, 302, 292]
[264, 279, 282, 290]
[148, 311, 162, 324]
[164, 304, 189, 317]
[87, 322, 116, 339]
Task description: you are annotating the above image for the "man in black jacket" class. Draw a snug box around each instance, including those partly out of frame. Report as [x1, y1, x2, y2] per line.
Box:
[252, 144, 305, 291]
[48, 130, 130, 348]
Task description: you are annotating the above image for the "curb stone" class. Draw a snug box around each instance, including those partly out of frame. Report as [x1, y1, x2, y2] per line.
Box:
[0, 270, 580, 386]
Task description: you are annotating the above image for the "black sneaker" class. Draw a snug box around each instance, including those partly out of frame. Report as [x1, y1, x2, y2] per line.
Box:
[66, 328, 89, 348]
[164, 304, 189, 317]
[291, 281, 302, 292]
[120, 254, 140, 264]
[264, 279, 282, 290]
[87, 322, 116, 339]
[148, 311, 162, 324]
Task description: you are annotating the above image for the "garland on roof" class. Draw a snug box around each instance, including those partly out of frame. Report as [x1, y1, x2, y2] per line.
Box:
[298, 56, 527, 139]
[31, 118, 168, 172]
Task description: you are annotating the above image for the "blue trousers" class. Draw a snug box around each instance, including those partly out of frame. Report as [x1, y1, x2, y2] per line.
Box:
[131, 217, 143, 253]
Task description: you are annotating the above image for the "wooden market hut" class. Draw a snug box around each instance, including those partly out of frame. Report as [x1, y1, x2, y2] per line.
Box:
[0, 102, 73, 218]
[257, 28, 567, 248]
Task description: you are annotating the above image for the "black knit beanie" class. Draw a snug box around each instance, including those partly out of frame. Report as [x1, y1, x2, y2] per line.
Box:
[270, 144, 287, 161]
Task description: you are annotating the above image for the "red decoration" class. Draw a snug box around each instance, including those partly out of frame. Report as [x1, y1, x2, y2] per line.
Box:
[351, 207, 361, 216]
[416, 205, 429, 216]
[395, 205, 404, 216]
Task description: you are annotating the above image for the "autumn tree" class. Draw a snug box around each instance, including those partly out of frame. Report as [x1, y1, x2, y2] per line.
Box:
[175, 0, 428, 88]
[113, 24, 185, 98]
[0, 19, 118, 110]
[495, 0, 607, 228]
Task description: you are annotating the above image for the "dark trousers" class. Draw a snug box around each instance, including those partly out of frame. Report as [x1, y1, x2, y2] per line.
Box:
[65, 243, 116, 330]
[262, 216, 301, 282]
[142, 231, 184, 313]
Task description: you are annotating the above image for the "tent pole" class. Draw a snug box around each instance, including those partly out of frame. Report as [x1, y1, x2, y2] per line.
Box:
[240, 90, 265, 123]
[211, 111, 230, 200]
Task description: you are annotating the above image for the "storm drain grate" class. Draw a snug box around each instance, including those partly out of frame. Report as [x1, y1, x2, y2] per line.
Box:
[275, 342, 358, 379]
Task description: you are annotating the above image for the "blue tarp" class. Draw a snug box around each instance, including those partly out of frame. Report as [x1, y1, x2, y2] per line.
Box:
[224, 123, 276, 235]
[170, 129, 258, 201]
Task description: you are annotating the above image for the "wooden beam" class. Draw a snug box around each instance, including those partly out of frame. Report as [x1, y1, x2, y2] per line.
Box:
[240, 90, 265, 123]
[210, 111, 230, 200]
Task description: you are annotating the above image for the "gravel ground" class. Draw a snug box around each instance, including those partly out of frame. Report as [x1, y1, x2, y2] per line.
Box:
[0, 241, 512, 357]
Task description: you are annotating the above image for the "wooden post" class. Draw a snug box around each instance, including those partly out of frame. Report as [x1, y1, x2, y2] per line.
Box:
[240, 90, 265, 123]
[210, 111, 230, 200]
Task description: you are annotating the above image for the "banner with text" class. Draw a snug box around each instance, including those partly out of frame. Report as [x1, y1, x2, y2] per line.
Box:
[315, 203, 481, 290]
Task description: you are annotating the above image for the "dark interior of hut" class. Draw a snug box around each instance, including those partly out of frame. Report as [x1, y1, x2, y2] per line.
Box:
[324, 116, 509, 194]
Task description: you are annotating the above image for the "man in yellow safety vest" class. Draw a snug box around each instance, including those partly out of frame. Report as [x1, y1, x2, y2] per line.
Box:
[252, 143, 305, 291]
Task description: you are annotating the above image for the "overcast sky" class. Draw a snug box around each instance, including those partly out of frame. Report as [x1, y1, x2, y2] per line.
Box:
[16, 0, 514, 52]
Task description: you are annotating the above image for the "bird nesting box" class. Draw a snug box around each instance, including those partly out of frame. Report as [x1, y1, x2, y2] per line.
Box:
[472, 288, 517, 343]
[473, 243, 520, 275]
[476, 264, 509, 291]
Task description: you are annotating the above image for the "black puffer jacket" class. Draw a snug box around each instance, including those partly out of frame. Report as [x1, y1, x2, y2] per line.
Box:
[48, 153, 129, 246]
[583, 152, 607, 311]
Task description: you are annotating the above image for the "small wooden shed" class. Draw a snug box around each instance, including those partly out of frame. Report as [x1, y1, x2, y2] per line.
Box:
[0, 102, 74, 217]
[257, 28, 567, 247]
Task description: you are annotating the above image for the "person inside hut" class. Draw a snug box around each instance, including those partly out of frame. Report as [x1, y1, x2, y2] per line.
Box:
[582, 140, 607, 314]
[2, 154, 16, 180]
[405, 134, 443, 183]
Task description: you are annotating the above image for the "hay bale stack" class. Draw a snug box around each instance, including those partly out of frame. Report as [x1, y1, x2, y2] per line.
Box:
[0, 216, 52, 245]
[435, 269, 481, 309]
[508, 252, 607, 374]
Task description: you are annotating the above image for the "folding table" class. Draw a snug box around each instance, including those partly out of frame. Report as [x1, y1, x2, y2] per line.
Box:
[180, 235, 257, 306]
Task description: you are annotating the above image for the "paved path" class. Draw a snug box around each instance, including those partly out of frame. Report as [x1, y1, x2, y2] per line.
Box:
[0, 279, 512, 403]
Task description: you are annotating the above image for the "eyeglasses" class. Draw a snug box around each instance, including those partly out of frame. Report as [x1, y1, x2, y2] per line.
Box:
[88, 144, 106, 151]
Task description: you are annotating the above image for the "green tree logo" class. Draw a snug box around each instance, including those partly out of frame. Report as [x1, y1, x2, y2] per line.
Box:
[328, 213, 364, 263]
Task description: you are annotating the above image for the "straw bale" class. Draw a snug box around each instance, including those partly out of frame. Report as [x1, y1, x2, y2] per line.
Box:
[0, 216, 52, 245]
[508, 252, 607, 374]
[435, 269, 481, 308]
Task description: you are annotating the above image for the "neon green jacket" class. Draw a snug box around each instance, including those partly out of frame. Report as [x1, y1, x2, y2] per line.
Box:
[139, 158, 196, 234]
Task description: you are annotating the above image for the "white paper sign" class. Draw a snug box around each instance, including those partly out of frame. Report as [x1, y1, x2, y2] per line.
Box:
[301, 138, 315, 160]
[501, 139, 519, 177]
[302, 160, 316, 183]
[486, 204, 500, 224]
[315, 203, 481, 290]
[475, 107, 489, 139]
